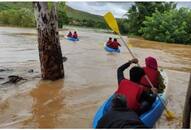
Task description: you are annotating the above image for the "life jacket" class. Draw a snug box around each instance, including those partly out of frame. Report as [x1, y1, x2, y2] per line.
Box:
[67, 32, 72, 37]
[111, 41, 120, 49]
[140, 67, 159, 88]
[106, 40, 112, 46]
[115, 79, 143, 111]
[72, 33, 78, 39]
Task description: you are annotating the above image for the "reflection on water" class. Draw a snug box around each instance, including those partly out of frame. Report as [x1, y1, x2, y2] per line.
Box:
[30, 80, 64, 128]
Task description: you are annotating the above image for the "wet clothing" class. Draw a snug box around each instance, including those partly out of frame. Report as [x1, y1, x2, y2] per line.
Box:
[116, 61, 156, 114]
[108, 41, 121, 49]
[67, 32, 72, 37]
[72, 33, 78, 39]
[96, 108, 147, 128]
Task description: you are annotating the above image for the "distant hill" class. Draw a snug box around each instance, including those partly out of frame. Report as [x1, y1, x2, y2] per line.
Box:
[65, 5, 105, 23]
[0, 2, 122, 29]
[0, 2, 105, 23]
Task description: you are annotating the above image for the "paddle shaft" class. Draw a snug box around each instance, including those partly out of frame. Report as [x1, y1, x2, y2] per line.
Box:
[119, 34, 169, 111]
[119, 34, 136, 59]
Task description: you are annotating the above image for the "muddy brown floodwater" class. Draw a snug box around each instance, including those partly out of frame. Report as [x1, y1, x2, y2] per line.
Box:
[0, 26, 190, 128]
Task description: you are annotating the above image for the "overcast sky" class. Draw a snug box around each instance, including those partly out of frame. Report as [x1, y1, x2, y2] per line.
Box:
[66, 2, 191, 18]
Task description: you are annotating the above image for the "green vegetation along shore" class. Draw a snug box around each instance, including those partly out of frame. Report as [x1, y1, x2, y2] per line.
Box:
[0, 2, 191, 45]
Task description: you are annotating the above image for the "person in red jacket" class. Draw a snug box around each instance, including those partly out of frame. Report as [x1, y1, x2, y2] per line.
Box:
[140, 56, 165, 93]
[106, 37, 112, 46]
[108, 38, 121, 49]
[72, 31, 78, 39]
[116, 58, 156, 115]
[67, 31, 72, 38]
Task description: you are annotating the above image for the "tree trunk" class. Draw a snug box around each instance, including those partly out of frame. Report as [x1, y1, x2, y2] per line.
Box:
[182, 73, 191, 128]
[34, 2, 64, 80]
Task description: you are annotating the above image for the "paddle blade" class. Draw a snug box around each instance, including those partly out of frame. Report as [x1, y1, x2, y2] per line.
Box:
[165, 110, 175, 121]
[104, 12, 120, 34]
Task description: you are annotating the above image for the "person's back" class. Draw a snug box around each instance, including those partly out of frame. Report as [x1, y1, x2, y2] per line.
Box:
[96, 94, 146, 128]
[72, 31, 78, 39]
[97, 109, 145, 128]
[111, 38, 121, 49]
[106, 37, 112, 46]
[142, 67, 159, 88]
[67, 31, 72, 37]
[140, 57, 161, 92]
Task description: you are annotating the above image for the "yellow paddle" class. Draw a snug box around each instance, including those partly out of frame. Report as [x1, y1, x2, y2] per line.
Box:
[104, 12, 175, 120]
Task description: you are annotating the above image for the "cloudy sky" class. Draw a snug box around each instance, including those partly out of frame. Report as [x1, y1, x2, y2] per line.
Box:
[66, 2, 191, 18]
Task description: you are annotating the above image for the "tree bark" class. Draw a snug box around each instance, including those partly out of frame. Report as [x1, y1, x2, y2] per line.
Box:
[182, 73, 191, 128]
[34, 2, 64, 80]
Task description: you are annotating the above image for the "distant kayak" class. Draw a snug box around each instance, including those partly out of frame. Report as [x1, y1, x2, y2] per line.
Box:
[92, 70, 168, 128]
[104, 44, 120, 53]
[67, 37, 79, 42]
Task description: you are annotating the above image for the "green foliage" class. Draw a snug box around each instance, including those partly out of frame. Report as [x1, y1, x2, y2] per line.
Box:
[0, 2, 70, 28]
[140, 8, 191, 44]
[57, 2, 69, 28]
[0, 8, 35, 27]
[0, 2, 106, 29]
[126, 2, 176, 35]
[0, 2, 33, 11]
[0, 2, 35, 27]
[118, 19, 129, 34]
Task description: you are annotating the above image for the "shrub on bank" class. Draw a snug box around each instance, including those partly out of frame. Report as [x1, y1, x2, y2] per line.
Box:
[0, 8, 35, 27]
[139, 8, 191, 44]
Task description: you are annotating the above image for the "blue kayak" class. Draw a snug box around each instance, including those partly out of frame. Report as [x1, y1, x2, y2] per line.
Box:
[104, 45, 120, 53]
[92, 94, 166, 128]
[67, 37, 79, 42]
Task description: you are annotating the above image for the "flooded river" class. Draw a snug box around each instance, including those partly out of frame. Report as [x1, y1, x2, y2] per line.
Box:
[0, 26, 190, 128]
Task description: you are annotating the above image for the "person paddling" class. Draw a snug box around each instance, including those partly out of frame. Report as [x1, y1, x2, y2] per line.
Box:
[107, 38, 121, 50]
[106, 37, 112, 46]
[72, 31, 78, 39]
[67, 31, 72, 38]
[116, 58, 156, 115]
[96, 94, 147, 128]
[140, 56, 166, 93]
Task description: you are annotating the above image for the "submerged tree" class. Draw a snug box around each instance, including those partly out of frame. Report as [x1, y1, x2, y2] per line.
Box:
[34, 2, 64, 80]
